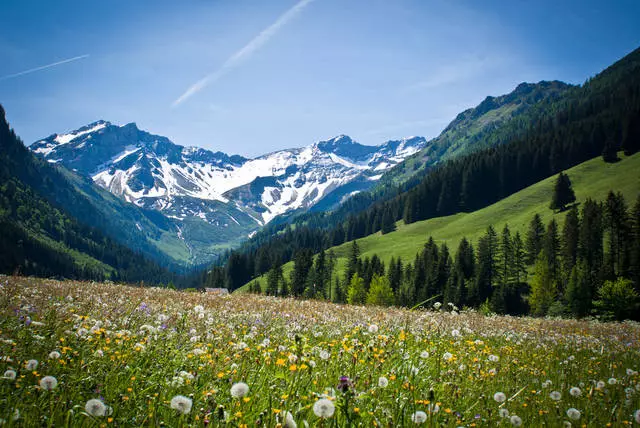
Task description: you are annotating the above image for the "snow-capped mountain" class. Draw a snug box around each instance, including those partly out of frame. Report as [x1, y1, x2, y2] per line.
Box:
[31, 122, 427, 226]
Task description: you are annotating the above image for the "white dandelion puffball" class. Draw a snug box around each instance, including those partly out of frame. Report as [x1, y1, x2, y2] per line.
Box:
[566, 408, 581, 420]
[433, 302, 442, 310]
[550, 391, 562, 401]
[319, 350, 330, 360]
[378, 376, 389, 388]
[510, 415, 523, 426]
[443, 352, 453, 361]
[25, 359, 38, 370]
[170, 395, 193, 414]
[427, 403, 440, 414]
[230, 382, 249, 398]
[313, 398, 335, 418]
[280, 410, 297, 428]
[368, 324, 379, 334]
[39, 376, 58, 391]
[48, 351, 61, 360]
[635, 409, 640, 423]
[596, 381, 606, 389]
[488, 354, 499, 362]
[569, 387, 582, 397]
[608, 378, 617, 385]
[494, 392, 507, 403]
[420, 351, 429, 359]
[411, 411, 427, 424]
[85, 399, 108, 417]
[3, 370, 16, 380]
[499, 408, 510, 418]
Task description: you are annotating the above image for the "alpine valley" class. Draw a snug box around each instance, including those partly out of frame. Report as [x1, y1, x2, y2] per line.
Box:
[29, 121, 427, 265]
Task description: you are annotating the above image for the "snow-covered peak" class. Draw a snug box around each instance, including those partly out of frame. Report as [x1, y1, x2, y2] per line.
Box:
[30, 121, 427, 226]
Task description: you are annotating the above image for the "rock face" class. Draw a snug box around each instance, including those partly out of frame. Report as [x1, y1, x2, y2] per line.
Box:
[31, 123, 426, 225]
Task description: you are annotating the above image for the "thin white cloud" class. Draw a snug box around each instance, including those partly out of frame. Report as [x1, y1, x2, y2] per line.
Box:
[405, 55, 504, 92]
[0, 54, 89, 81]
[172, 0, 315, 107]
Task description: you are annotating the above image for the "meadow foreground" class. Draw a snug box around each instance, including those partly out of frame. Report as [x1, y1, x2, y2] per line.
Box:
[1, 277, 639, 427]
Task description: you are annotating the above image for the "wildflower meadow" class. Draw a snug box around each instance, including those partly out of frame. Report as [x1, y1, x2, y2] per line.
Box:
[1, 276, 639, 426]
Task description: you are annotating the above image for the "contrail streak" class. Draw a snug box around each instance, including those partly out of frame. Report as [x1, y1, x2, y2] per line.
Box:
[0, 54, 90, 81]
[172, 0, 315, 107]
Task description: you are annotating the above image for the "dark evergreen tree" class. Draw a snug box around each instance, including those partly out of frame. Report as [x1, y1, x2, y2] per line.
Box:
[291, 249, 313, 296]
[604, 191, 629, 277]
[562, 206, 581, 275]
[549, 172, 576, 211]
[543, 219, 561, 290]
[526, 214, 545, 265]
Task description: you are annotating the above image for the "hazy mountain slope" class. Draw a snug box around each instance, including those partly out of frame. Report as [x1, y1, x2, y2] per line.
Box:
[0, 105, 175, 282]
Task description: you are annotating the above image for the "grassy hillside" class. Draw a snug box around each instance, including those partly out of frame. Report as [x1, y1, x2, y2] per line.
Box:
[240, 152, 640, 292]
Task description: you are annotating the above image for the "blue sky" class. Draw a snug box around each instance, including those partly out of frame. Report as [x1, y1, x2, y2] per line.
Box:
[1, 0, 639, 157]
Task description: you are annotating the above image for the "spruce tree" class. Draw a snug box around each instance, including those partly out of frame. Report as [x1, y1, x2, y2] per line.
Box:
[565, 259, 591, 317]
[562, 206, 580, 274]
[526, 214, 545, 265]
[550, 172, 576, 212]
[347, 273, 367, 305]
[529, 253, 555, 316]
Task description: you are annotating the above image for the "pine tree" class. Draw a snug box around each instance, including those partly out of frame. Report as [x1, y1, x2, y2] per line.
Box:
[345, 240, 360, 285]
[565, 259, 591, 317]
[562, 206, 580, 275]
[543, 219, 561, 290]
[381, 208, 396, 234]
[604, 191, 629, 277]
[366, 275, 395, 306]
[266, 264, 283, 296]
[291, 249, 313, 297]
[525, 214, 545, 265]
[631, 196, 640, 290]
[601, 135, 619, 163]
[347, 273, 367, 305]
[529, 253, 555, 316]
[549, 172, 576, 211]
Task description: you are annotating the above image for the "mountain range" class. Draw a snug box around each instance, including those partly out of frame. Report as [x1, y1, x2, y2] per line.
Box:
[29, 121, 426, 263]
[14, 77, 592, 270]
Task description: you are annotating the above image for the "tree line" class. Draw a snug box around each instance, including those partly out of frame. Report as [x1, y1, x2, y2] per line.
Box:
[250, 190, 640, 320]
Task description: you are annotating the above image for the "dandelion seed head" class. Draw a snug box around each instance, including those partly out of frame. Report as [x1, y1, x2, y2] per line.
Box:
[85, 399, 107, 417]
[569, 387, 582, 397]
[550, 391, 562, 401]
[313, 398, 335, 418]
[378, 376, 389, 388]
[411, 410, 427, 424]
[170, 395, 193, 414]
[368, 324, 379, 334]
[3, 370, 16, 380]
[566, 408, 581, 420]
[39, 376, 58, 391]
[25, 359, 38, 370]
[494, 392, 507, 403]
[230, 382, 249, 398]
[510, 415, 522, 426]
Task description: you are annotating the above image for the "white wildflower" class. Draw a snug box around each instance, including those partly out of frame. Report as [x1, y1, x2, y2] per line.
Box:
[566, 408, 581, 420]
[510, 415, 523, 426]
[230, 382, 249, 398]
[411, 410, 427, 424]
[39, 376, 58, 391]
[368, 324, 379, 334]
[25, 359, 38, 370]
[85, 399, 108, 417]
[313, 398, 335, 418]
[494, 392, 507, 403]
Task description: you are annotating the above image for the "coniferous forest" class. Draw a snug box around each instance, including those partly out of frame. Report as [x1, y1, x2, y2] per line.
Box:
[247, 188, 640, 321]
[204, 46, 640, 303]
